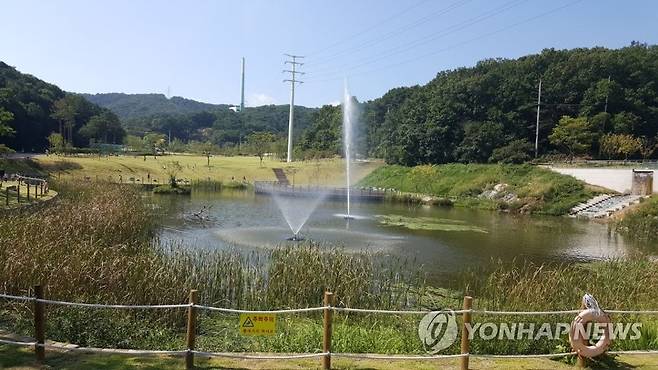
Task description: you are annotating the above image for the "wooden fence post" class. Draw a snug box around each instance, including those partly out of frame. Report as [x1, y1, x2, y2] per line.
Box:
[461, 296, 473, 370]
[34, 285, 45, 362]
[5, 187, 8, 206]
[322, 291, 334, 370]
[185, 290, 198, 369]
[576, 299, 586, 368]
[16, 184, 20, 203]
[26, 183, 30, 201]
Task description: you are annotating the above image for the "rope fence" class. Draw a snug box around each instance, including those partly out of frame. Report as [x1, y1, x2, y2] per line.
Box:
[4, 293, 657, 315]
[1, 289, 658, 369]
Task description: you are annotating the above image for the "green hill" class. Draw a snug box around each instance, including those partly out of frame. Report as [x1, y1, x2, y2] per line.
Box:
[80, 93, 229, 120]
[302, 44, 658, 164]
[81, 93, 318, 148]
[0, 62, 122, 151]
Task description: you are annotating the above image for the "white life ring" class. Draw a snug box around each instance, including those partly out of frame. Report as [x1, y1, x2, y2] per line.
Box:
[569, 308, 612, 358]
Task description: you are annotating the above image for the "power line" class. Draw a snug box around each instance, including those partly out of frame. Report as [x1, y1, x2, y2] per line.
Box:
[305, 0, 583, 83]
[305, 0, 527, 79]
[283, 54, 304, 163]
[306, 0, 472, 68]
[305, 0, 433, 58]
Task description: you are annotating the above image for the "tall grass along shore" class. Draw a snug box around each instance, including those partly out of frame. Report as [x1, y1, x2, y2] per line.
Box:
[0, 181, 656, 360]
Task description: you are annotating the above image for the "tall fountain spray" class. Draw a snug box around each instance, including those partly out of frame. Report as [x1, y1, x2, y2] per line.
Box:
[343, 82, 355, 220]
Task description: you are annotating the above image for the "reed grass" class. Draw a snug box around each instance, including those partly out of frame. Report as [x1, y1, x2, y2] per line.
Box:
[0, 181, 426, 349]
[617, 195, 658, 241]
[1, 181, 656, 360]
[459, 259, 658, 355]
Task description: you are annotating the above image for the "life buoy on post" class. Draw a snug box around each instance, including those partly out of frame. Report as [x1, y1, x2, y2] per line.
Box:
[569, 294, 612, 358]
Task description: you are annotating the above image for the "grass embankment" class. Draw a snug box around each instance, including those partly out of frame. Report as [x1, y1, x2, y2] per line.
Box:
[0, 158, 46, 176]
[360, 164, 599, 215]
[617, 195, 658, 241]
[33, 154, 382, 186]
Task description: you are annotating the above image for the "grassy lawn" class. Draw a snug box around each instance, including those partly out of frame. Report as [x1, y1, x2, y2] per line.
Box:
[33, 154, 382, 187]
[3, 346, 658, 369]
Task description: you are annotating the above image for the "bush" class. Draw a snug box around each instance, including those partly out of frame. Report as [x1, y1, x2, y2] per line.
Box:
[617, 195, 658, 241]
[153, 184, 191, 194]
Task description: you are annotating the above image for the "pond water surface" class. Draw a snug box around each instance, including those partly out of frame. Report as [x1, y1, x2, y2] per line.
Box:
[153, 190, 656, 283]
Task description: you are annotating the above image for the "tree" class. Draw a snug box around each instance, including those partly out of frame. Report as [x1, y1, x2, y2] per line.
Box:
[51, 96, 78, 145]
[298, 105, 342, 156]
[272, 138, 287, 161]
[125, 135, 144, 152]
[600, 134, 642, 160]
[167, 138, 187, 153]
[142, 133, 167, 154]
[639, 137, 657, 160]
[612, 112, 641, 134]
[247, 131, 276, 166]
[489, 139, 533, 164]
[455, 121, 504, 163]
[548, 116, 595, 161]
[0, 107, 15, 136]
[164, 161, 183, 187]
[47, 133, 65, 154]
[78, 111, 125, 144]
[189, 141, 218, 166]
[0, 107, 15, 154]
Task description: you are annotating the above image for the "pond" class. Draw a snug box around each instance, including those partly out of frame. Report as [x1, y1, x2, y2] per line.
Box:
[153, 190, 656, 284]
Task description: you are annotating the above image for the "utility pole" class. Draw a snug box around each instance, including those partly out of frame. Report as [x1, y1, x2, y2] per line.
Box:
[240, 57, 245, 112]
[238, 57, 246, 150]
[283, 54, 304, 163]
[534, 78, 542, 158]
[604, 75, 611, 113]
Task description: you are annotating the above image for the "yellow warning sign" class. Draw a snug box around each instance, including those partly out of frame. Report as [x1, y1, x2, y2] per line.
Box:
[239, 313, 276, 336]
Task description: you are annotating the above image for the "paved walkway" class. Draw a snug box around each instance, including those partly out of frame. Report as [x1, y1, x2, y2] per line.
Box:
[550, 167, 657, 194]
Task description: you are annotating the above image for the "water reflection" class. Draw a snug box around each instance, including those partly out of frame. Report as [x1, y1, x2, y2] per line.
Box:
[150, 191, 656, 282]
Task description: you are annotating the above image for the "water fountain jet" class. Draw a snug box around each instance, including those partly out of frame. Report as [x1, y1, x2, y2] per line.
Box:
[271, 190, 328, 240]
[343, 81, 354, 220]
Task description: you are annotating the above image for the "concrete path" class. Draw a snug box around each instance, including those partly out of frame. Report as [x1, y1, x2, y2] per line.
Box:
[549, 167, 657, 194]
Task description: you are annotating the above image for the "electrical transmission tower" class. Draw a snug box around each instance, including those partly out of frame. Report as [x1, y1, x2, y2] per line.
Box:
[283, 54, 304, 163]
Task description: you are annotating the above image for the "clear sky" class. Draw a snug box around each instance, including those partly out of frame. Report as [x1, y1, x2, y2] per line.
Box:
[1, 0, 656, 108]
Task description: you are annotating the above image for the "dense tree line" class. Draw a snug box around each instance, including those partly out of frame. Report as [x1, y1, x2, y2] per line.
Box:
[118, 104, 316, 149]
[0, 62, 124, 152]
[301, 44, 658, 164]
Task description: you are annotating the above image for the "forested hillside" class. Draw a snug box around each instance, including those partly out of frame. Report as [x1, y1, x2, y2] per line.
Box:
[83, 93, 317, 149]
[117, 105, 317, 148]
[4, 44, 656, 159]
[0, 62, 124, 152]
[81, 93, 228, 119]
[302, 44, 658, 164]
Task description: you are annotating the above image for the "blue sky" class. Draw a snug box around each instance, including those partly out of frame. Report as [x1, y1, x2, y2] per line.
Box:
[1, 0, 656, 108]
